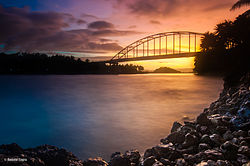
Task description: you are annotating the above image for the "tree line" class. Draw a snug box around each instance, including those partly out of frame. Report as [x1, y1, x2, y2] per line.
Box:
[194, 7, 250, 76]
[0, 52, 144, 74]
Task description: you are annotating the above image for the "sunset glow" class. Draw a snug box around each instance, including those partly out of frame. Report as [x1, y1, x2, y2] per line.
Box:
[0, 0, 248, 70]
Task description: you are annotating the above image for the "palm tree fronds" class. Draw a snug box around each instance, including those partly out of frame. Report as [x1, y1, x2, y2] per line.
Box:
[230, 0, 250, 10]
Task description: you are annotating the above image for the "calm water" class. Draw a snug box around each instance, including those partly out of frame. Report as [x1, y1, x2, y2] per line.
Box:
[0, 74, 223, 160]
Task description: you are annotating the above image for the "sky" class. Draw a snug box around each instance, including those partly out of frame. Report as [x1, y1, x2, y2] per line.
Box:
[0, 0, 248, 71]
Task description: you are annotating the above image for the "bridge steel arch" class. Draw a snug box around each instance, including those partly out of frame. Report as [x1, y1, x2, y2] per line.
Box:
[108, 31, 204, 63]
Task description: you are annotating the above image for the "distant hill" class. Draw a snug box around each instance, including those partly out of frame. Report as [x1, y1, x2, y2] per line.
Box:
[153, 67, 181, 73]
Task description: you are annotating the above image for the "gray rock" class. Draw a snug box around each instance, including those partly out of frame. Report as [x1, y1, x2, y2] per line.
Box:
[231, 137, 240, 144]
[142, 156, 156, 166]
[125, 150, 140, 164]
[209, 134, 224, 146]
[195, 161, 211, 166]
[183, 154, 196, 165]
[237, 154, 249, 165]
[171, 121, 182, 133]
[200, 135, 213, 145]
[240, 140, 249, 146]
[202, 149, 224, 161]
[176, 158, 186, 166]
[160, 138, 169, 145]
[198, 143, 211, 151]
[144, 149, 154, 159]
[196, 113, 211, 126]
[199, 126, 209, 135]
[109, 153, 131, 166]
[216, 160, 231, 166]
[216, 126, 228, 135]
[233, 130, 247, 137]
[182, 133, 198, 148]
[220, 141, 238, 160]
[238, 146, 250, 157]
[0, 143, 23, 154]
[238, 101, 250, 119]
[152, 161, 164, 166]
[152, 143, 180, 160]
[223, 130, 233, 140]
[184, 121, 196, 128]
[84, 158, 108, 166]
[166, 131, 185, 144]
[159, 158, 171, 165]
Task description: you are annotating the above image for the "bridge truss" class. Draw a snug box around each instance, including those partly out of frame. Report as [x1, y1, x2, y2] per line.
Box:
[107, 31, 204, 63]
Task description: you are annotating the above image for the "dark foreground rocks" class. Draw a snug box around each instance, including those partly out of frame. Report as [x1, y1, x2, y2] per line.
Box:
[0, 143, 83, 166]
[1, 73, 250, 166]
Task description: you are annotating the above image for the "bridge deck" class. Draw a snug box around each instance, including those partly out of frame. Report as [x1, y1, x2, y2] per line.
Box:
[101, 52, 199, 63]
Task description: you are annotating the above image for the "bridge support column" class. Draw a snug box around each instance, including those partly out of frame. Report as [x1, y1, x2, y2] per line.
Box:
[143, 43, 144, 57]
[159, 36, 161, 55]
[154, 38, 155, 56]
[189, 33, 191, 52]
[166, 35, 167, 55]
[194, 34, 196, 52]
[179, 34, 181, 54]
[173, 34, 175, 54]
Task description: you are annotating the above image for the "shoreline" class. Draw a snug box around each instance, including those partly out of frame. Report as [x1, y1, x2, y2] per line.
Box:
[0, 73, 249, 166]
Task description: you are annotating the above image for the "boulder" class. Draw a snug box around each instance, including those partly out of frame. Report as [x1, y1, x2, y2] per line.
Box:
[159, 158, 171, 165]
[109, 152, 131, 166]
[144, 149, 154, 159]
[220, 141, 238, 160]
[201, 149, 224, 161]
[198, 143, 211, 151]
[238, 146, 250, 157]
[171, 121, 182, 133]
[0, 143, 23, 155]
[237, 154, 249, 165]
[200, 135, 213, 145]
[142, 156, 156, 166]
[124, 150, 140, 164]
[196, 113, 211, 126]
[216, 160, 232, 166]
[182, 133, 198, 148]
[216, 126, 228, 135]
[176, 158, 186, 166]
[209, 134, 224, 146]
[152, 161, 164, 166]
[166, 131, 185, 144]
[83, 158, 108, 166]
[151, 144, 179, 160]
[223, 130, 233, 141]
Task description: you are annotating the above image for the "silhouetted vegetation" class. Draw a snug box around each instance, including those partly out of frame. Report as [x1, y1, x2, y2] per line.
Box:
[0, 52, 144, 74]
[231, 0, 250, 11]
[154, 67, 181, 73]
[194, 10, 250, 76]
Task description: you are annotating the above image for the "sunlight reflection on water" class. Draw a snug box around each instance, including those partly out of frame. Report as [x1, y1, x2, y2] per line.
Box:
[0, 74, 223, 160]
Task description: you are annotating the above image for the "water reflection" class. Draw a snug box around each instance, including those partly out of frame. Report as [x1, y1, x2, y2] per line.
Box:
[0, 74, 223, 160]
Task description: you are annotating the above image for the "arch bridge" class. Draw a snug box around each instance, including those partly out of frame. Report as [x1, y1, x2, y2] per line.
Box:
[103, 31, 204, 63]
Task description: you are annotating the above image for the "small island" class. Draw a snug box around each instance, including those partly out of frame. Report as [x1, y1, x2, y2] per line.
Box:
[153, 67, 181, 73]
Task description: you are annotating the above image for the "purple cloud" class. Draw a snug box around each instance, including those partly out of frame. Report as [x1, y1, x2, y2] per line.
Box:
[88, 21, 115, 30]
[111, 0, 234, 18]
[0, 6, 139, 53]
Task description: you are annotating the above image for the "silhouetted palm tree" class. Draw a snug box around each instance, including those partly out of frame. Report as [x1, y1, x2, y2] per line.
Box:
[230, 0, 250, 10]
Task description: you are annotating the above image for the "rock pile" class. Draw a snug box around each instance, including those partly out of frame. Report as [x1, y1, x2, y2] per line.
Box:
[1, 73, 249, 166]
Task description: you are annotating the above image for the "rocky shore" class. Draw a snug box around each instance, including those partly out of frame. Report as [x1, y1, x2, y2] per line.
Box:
[1, 73, 249, 166]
